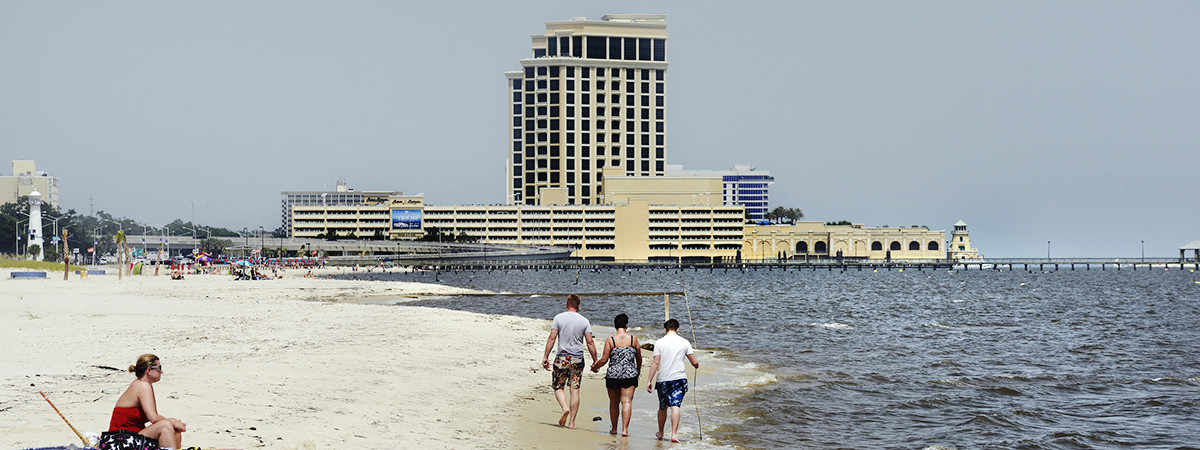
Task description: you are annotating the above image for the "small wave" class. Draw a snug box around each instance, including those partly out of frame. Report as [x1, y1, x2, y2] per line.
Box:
[738, 373, 778, 387]
[812, 322, 853, 329]
[923, 446, 958, 450]
[932, 378, 970, 387]
[952, 299, 965, 303]
[922, 322, 951, 328]
[985, 386, 1023, 396]
[737, 362, 759, 369]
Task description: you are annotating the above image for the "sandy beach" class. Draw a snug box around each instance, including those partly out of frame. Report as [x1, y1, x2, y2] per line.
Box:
[1, 266, 558, 449]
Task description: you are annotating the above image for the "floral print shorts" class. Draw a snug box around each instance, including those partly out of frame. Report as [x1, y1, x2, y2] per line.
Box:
[656, 378, 689, 409]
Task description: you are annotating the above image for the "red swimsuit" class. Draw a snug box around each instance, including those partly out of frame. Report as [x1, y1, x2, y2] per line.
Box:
[109, 406, 148, 432]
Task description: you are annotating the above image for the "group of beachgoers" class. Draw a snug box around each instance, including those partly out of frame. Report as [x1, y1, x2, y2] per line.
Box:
[542, 294, 700, 443]
[95, 294, 694, 449]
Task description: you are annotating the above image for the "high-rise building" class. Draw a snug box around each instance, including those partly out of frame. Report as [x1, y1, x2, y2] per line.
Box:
[666, 164, 775, 221]
[1, 160, 60, 209]
[506, 14, 668, 206]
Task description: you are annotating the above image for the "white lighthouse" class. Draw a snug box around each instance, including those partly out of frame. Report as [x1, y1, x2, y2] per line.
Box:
[28, 190, 44, 260]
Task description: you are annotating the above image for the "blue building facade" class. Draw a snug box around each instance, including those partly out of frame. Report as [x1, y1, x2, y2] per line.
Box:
[667, 164, 775, 221]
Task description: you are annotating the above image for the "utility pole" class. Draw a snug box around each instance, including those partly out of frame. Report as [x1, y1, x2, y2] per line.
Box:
[62, 229, 70, 280]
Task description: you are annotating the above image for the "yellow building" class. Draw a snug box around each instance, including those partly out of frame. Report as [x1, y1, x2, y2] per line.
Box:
[947, 220, 980, 260]
[2, 160, 60, 209]
[506, 15, 670, 206]
[423, 200, 744, 261]
[742, 222, 946, 261]
[283, 178, 958, 262]
[600, 168, 723, 207]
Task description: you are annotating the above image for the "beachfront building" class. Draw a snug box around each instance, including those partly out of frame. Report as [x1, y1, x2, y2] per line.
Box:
[600, 167, 723, 207]
[281, 180, 425, 240]
[506, 14, 669, 206]
[1, 160, 60, 209]
[424, 201, 744, 261]
[281, 179, 959, 262]
[947, 220, 980, 260]
[743, 222, 947, 261]
[665, 164, 775, 221]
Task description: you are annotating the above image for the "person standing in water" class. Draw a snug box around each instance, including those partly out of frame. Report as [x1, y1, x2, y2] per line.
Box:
[591, 313, 642, 437]
[646, 318, 699, 443]
[541, 294, 598, 429]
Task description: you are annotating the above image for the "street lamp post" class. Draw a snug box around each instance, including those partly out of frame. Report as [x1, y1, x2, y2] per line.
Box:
[44, 215, 69, 259]
[1047, 241, 1051, 261]
[1141, 240, 1145, 262]
[93, 226, 100, 265]
[16, 218, 28, 257]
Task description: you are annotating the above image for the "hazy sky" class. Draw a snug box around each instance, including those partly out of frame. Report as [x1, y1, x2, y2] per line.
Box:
[3, 1, 1197, 258]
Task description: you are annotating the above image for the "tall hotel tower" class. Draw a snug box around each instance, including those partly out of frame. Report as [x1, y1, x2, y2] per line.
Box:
[506, 15, 667, 206]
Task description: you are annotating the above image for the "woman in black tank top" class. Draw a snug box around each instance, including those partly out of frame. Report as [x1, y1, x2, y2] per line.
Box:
[590, 313, 643, 437]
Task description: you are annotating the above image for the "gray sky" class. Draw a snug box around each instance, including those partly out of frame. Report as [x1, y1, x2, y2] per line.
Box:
[3, 1, 1197, 258]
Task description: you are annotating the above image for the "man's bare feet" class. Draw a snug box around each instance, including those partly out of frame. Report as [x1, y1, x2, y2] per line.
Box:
[609, 428, 617, 435]
[671, 436, 680, 443]
[655, 432, 663, 441]
[558, 410, 569, 427]
[621, 431, 629, 437]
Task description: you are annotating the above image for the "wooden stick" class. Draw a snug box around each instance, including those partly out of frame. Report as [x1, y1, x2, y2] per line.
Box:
[38, 391, 89, 447]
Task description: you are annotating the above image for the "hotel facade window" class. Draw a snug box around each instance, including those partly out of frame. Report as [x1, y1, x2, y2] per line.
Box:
[506, 14, 668, 206]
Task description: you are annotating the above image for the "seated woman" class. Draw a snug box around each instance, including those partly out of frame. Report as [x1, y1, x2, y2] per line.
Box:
[108, 354, 187, 449]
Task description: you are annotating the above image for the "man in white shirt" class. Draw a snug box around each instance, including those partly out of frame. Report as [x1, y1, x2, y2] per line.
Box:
[541, 294, 598, 429]
[646, 318, 700, 443]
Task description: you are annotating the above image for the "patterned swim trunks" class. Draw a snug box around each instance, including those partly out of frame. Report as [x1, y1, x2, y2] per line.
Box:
[656, 378, 689, 409]
[552, 354, 585, 390]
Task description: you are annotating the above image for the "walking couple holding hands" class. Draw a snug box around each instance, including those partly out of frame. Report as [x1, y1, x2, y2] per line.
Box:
[541, 294, 700, 443]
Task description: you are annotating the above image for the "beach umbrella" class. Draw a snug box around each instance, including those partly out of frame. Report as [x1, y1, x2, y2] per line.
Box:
[235, 260, 252, 267]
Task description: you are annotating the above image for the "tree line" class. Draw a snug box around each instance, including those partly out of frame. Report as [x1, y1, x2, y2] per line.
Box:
[1, 197, 242, 261]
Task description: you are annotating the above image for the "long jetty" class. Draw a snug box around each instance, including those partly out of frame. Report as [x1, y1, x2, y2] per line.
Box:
[396, 257, 1198, 273]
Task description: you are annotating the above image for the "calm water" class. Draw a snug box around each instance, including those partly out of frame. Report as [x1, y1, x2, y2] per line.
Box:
[348, 267, 1200, 449]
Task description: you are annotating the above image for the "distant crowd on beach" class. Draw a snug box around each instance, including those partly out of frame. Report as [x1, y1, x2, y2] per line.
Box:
[542, 294, 700, 443]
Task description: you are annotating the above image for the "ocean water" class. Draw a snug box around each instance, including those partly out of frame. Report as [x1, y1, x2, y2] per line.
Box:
[350, 267, 1200, 449]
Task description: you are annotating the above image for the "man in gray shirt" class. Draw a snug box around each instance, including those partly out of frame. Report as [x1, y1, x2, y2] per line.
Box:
[541, 294, 598, 429]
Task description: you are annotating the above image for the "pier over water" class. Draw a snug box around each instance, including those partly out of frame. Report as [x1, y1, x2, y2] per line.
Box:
[391, 257, 1199, 274]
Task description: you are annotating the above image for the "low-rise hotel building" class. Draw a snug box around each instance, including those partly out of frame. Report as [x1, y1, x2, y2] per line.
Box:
[281, 182, 953, 262]
[282, 180, 424, 240]
[423, 200, 744, 261]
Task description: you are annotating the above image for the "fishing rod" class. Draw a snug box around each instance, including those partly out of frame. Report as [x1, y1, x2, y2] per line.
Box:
[682, 286, 704, 441]
[39, 391, 89, 447]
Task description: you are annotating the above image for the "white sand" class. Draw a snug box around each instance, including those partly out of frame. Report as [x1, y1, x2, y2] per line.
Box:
[0, 267, 552, 449]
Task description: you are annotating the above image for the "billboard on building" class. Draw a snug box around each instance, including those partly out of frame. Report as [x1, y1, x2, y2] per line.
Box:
[391, 209, 422, 230]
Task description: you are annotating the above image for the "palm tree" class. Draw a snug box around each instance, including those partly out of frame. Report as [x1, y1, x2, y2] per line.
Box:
[785, 207, 805, 224]
[114, 230, 127, 280]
